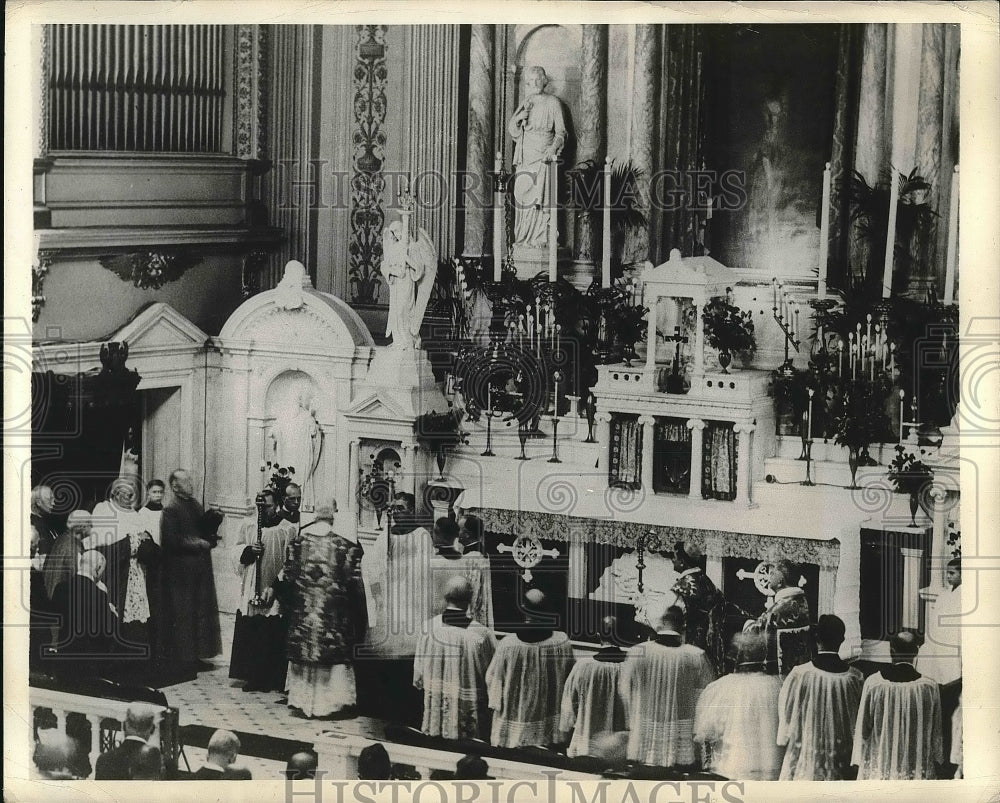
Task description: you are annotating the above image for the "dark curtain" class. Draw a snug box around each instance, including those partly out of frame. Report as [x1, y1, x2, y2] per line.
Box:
[609, 414, 642, 489]
[827, 24, 864, 293]
[650, 25, 707, 264]
[701, 421, 737, 501]
[653, 418, 691, 494]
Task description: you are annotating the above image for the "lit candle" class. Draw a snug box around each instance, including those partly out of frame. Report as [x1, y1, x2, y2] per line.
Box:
[772, 278, 778, 311]
[602, 157, 612, 289]
[882, 169, 900, 298]
[807, 388, 814, 440]
[889, 343, 895, 375]
[518, 314, 525, 349]
[527, 309, 534, 346]
[898, 389, 905, 441]
[793, 306, 800, 341]
[818, 162, 831, 298]
[555, 323, 561, 352]
[493, 152, 503, 282]
[866, 314, 873, 349]
[553, 371, 561, 414]
[548, 159, 558, 283]
[944, 165, 959, 304]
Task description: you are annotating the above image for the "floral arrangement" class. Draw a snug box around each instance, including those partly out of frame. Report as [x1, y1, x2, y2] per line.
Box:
[886, 445, 934, 496]
[702, 296, 756, 362]
[831, 376, 892, 453]
[414, 410, 466, 479]
[946, 520, 961, 559]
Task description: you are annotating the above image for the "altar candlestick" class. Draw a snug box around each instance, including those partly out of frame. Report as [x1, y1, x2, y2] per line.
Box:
[553, 323, 560, 350]
[772, 278, 778, 311]
[527, 309, 534, 346]
[553, 372, 561, 414]
[889, 343, 896, 375]
[548, 159, 558, 283]
[944, 165, 959, 304]
[899, 389, 905, 442]
[869, 346, 875, 381]
[518, 314, 525, 349]
[882, 169, 900, 298]
[602, 157, 612, 289]
[818, 324, 824, 349]
[493, 152, 504, 281]
[866, 314, 873, 349]
[818, 162, 831, 298]
[911, 395, 919, 424]
[793, 306, 800, 341]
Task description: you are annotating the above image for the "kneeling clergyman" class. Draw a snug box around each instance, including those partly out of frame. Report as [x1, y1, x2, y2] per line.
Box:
[229, 486, 297, 693]
[276, 502, 368, 718]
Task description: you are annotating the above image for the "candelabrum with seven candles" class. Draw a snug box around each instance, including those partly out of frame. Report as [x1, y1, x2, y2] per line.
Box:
[772, 281, 800, 376]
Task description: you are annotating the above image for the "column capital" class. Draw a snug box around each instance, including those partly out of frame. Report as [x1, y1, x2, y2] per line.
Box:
[734, 422, 756, 435]
[929, 484, 949, 503]
[686, 418, 706, 431]
[595, 411, 613, 424]
[638, 415, 656, 427]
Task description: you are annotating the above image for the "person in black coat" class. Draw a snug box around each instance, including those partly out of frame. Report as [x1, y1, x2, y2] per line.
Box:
[94, 705, 157, 780]
[49, 549, 120, 679]
[191, 730, 252, 780]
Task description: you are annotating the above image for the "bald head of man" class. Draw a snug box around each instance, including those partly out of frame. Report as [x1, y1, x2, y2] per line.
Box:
[206, 729, 241, 768]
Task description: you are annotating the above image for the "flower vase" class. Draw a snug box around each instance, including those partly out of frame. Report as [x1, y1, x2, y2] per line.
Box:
[718, 350, 732, 374]
[848, 447, 860, 489]
[908, 492, 919, 527]
[435, 450, 447, 482]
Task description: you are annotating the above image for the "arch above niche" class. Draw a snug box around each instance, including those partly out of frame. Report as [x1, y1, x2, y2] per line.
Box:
[218, 261, 374, 356]
[511, 24, 582, 108]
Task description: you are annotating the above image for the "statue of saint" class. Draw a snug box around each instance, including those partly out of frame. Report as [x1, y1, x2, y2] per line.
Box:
[507, 66, 567, 249]
[269, 391, 323, 499]
[380, 220, 438, 350]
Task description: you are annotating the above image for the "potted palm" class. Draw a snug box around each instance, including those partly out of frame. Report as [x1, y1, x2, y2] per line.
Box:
[703, 296, 755, 373]
[887, 445, 934, 527]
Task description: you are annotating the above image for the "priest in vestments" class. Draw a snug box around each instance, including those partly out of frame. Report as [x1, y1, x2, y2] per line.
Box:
[159, 469, 222, 674]
[777, 614, 863, 780]
[229, 489, 297, 692]
[669, 541, 727, 675]
[88, 479, 158, 673]
[852, 630, 943, 780]
[693, 633, 783, 780]
[559, 616, 628, 759]
[363, 493, 435, 725]
[281, 503, 367, 718]
[413, 577, 496, 740]
[486, 590, 575, 749]
[742, 559, 812, 676]
[619, 603, 715, 769]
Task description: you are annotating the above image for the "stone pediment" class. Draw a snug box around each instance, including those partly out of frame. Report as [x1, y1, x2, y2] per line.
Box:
[219, 261, 374, 353]
[342, 392, 410, 422]
[112, 302, 208, 351]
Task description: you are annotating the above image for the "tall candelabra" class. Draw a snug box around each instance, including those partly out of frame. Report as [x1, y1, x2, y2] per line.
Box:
[772, 279, 800, 376]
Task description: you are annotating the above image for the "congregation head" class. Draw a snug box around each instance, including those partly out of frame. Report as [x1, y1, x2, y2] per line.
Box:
[889, 629, 922, 663]
[130, 745, 163, 780]
[109, 478, 138, 509]
[433, 517, 460, 547]
[31, 484, 56, 516]
[32, 730, 79, 780]
[80, 550, 106, 580]
[393, 492, 416, 513]
[145, 479, 165, 504]
[67, 509, 92, 537]
[168, 469, 193, 496]
[283, 482, 302, 510]
[814, 614, 847, 651]
[206, 729, 241, 766]
[124, 704, 157, 740]
[770, 559, 801, 590]
[671, 540, 704, 571]
[357, 743, 392, 780]
[285, 750, 319, 780]
[733, 632, 768, 666]
[314, 500, 338, 522]
[454, 754, 491, 780]
[443, 576, 473, 610]
[946, 557, 962, 588]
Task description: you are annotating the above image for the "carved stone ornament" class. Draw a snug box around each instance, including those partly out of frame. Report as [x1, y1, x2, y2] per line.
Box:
[99, 251, 203, 290]
[32, 250, 54, 322]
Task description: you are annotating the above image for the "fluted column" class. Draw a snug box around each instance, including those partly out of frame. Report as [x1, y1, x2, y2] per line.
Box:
[639, 415, 655, 493]
[646, 294, 659, 371]
[628, 24, 659, 264]
[345, 439, 359, 517]
[403, 26, 461, 258]
[573, 25, 608, 273]
[734, 423, 756, 506]
[686, 418, 706, 500]
[463, 25, 495, 257]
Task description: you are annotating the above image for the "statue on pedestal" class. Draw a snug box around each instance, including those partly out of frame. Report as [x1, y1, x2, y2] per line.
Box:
[269, 390, 323, 505]
[381, 220, 437, 350]
[508, 66, 567, 249]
